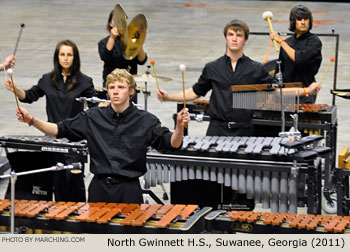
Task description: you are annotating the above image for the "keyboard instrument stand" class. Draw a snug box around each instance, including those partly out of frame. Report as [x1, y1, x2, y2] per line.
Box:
[0, 162, 81, 234]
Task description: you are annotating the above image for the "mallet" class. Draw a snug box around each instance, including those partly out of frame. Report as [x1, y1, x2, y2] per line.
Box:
[263, 11, 279, 52]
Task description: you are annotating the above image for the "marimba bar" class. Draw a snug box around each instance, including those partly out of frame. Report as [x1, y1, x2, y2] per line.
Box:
[0, 199, 211, 234]
[205, 210, 350, 234]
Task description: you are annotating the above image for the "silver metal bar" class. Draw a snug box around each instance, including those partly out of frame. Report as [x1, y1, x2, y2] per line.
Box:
[246, 169, 254, 199]
[262, 170, 271, 209]
[271, 171, 280, 212]
[279, 171, 288, 213]
[254, 170, 262, 203]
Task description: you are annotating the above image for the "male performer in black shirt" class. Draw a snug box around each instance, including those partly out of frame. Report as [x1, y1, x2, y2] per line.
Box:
[156, 19, 320, 209]
[270, 5, 322, 104]
[16, 68, 189, 203]
[157, 19, 319, 136]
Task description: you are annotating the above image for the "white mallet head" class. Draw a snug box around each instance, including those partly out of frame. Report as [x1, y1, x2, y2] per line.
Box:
[179, 64, 186, 72]
[263, 11, 273, 20]
[7, 68, 13, 76]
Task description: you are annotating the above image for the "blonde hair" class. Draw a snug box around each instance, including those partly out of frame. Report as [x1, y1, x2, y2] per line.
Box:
[106, 68, 136, 92]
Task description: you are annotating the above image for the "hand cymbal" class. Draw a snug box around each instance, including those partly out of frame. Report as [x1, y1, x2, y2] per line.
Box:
[123, 14, 147, 60]
[133, 73, 172, 83]
[113, 4, 128, 37]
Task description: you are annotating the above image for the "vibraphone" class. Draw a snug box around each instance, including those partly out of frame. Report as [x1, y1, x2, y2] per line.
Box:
[205, 210, 350, 234]
[0, 199, 211, 234]
[175, 101, 337, 211]
[0, 135, 89, 200]
[177, 101, 336, 155]
[146, 135, 329, 214]
[0, 135, 88, 157]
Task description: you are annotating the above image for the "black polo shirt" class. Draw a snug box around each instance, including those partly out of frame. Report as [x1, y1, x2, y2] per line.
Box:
[98, 36, 147, 85]
[57, 105, 174, 178]
[193, 54, 276, 122]
[279, 31, 322, 103]
[20, 73, 96, 123]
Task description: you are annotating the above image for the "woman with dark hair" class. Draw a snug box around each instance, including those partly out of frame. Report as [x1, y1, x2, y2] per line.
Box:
[270, 5, 322, 103]
[98, 10, 147, 88]
[5, 39, 96, 202]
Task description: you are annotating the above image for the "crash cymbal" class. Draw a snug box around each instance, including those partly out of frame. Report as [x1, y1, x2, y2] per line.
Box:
[123, 14, 147, 60]
[113, 4, 128, 38]
[133, 73, 172, 83]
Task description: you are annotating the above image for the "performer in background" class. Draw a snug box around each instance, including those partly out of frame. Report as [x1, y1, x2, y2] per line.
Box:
[0, 55, 15, 71]
[157, 19, 320, 209]
[98, 10, 147, 88]
[5, 40, 96, 202]
[270, 4, 322, 104]
[16, 68, 189, 203]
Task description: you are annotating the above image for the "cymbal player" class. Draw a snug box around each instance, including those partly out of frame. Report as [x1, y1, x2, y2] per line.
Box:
[98, 7, 147, 89]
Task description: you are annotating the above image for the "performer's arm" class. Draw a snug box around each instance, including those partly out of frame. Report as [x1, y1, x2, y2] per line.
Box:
[283, 82, 321, 96]
[137, 48, 147, 63]
[5, 79, 26, 100]
[157, 87, 200, 102]
[170, 108, 189, 148]
[17, 107, 58, 137]
[270, 31, 295, 61]
[106, 27, 119, 51]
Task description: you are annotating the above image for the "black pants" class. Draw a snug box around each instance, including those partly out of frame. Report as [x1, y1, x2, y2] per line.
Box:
[88, 175, 143, 203]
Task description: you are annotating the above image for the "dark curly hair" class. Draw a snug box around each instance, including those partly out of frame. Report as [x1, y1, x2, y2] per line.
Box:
[289, 5, 313, 32]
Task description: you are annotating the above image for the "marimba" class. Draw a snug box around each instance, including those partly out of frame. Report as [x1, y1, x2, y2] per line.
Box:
[205, 210, 350, 234]
[175, 101, 337, 213]
[0, 199, 211, 234]
[146, 135, 329, 214]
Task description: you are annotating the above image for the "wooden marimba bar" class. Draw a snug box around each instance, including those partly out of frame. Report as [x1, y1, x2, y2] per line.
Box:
[205, 210, 350, 234]
[0, 199, 211, 234]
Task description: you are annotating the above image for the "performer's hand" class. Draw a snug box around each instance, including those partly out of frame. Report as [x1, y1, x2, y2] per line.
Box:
[2, 55, 15, 70]
[156, 89, 169, 102]
[4, 79, 15, 92]
[177, 108, 190, 127]
[16, 107, 31, 123]
[98, 102, 110, 107]
[110, 26, 119, 39]
[307, 82, 321, 95]
[269, 31, 280, 42]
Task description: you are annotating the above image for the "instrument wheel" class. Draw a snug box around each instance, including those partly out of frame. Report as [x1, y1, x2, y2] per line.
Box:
[322, 195, 337, 214]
